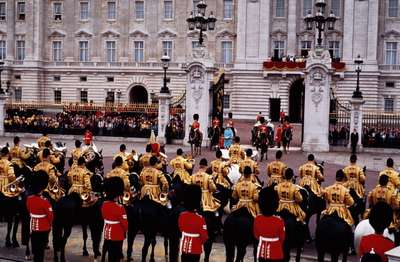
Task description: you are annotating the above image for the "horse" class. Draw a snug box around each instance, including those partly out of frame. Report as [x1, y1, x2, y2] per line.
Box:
[189, 128, 203, 157]
[282, 128, 292, 154]
[208, 126, 222, 151]
[315, 213, 353, 262]
[255, 129, 272, 162]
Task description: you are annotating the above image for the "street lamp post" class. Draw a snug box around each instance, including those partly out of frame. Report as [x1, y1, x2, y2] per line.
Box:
[160, 53, 171, 94]
[186, 0, 217, 46]
[352, 55, 364, 99]
[304, 0, 337, 48]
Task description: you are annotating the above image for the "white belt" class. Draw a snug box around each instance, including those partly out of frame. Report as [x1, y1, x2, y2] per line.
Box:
[30, 214, 46, 218]
[280, 200, 295, 203]
[257, 237, 279, 258]
[104, 220, 120, 225]
[182, 232, 200, 238]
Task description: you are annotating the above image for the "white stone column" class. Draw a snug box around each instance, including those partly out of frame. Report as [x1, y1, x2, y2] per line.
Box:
[349, 97, 365, 148]
[342, 0, 354, 62]
[157, 92, 172, 144]
[287, 0, 297, 56]
[302, 50, 332, 152]
[0, 94, 9, 136]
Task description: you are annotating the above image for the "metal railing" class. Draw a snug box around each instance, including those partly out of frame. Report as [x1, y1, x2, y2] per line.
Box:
[378, 64, 400, 71]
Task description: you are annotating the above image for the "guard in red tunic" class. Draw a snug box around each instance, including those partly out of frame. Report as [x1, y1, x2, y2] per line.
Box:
[101, 176, 128, 262]
[192, 114, 200, 130]
[83, 129, 93, 146]
[26, 170, 52, 262]
[178, 184, 208, 262]
[212, 117, 220, 128]
[254, 187, 285, 262]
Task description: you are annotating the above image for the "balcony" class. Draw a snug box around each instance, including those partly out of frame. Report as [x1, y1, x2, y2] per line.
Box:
[379, 64, 400, 71]
[263, 60, 346, 71]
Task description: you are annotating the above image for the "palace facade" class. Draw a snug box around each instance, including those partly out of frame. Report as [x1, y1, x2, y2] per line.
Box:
[0, 0, 399, 120]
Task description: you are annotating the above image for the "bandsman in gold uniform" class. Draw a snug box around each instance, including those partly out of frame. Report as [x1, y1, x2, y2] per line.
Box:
[275, 168, 306, 222]
[343, 154, 366, 199]
[71, 140, 82, 168]
[298, 154, 324, 197]
[105, 156, 130, 192]
[379, 158, 400, 190]
[191, 158, 220, 212]
[231, 166, 260, 218]
[68, 156, 92, 197]
[229, 136, 245, 164]
[238, 149, 262, 187]
[0, 147, 17, 197]
[139, 145, 153, 168]
[322, 170, 354, 226]
[38, 140, 61, 165]
[113, 144, 132, 172]
[170, 148, 192, 184]
[267, 150, 287, 186]
[139, 156, 169, 205]
[10, 136, 30, 169]
[211, 150, 230, 188]
[37, 132, 51, 149]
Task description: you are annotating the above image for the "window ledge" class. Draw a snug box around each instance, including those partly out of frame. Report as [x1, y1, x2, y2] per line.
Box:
[163, 18, 174, 22]
[135, 18, 144, 22]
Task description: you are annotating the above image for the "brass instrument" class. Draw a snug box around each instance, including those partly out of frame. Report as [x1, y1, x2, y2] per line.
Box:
[81, 192, 90, 201]
[160, 192, 168, 203]
[6, 175, 24, 194]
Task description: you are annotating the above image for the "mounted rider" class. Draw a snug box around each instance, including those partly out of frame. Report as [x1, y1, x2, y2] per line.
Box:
[38, 140, 61, 166]
[231, 166, 260, 218]
[229, 136, 245, 164]
[37, 132, 51, 149]
[82, 128, 98, 154]
[275, 168, 306, 223]
[211, 150, 231, 189]
[379, 158, 400, 190]
[113, 144, 132, 172]
[67, 157, 92, 202]
[170, 148, 193, 184]
[298, 154, 324, 197]
[238, 148, 262, 187]
[106, 156, 130, 192]
[0, 147, 18, 197]
[71, 140, 82, 168]
[10, 136, 30, 169]
[139, 156, 169, 206]
[322, 169, 355, 226]
[191, 158, 220, 213]
[343, 154, 366, 199]
[257, 117, 271, 161]
[267, 150, 287, 186]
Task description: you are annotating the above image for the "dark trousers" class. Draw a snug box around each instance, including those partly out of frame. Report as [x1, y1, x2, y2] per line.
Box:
[351, 143, 357, 155]
[31, 231, 49, 262]
[181, 253, 200, 262]
[103, 240, 123, 262]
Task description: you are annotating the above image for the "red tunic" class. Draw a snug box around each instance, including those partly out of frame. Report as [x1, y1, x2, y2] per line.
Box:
[192, 121, 200, 130]
[275, 127, 282, 142]
[228, 120, 234, 127]
[253, 215, 285, 260]
[26, 195, 53, 232]
[84, 130, 93, 145]
[212, 119, 220, 128]
[101, 201, 128, 241]
[178, 211, 208, 255]
[359, 234, 395, 262]
[258, 124, 269, 134]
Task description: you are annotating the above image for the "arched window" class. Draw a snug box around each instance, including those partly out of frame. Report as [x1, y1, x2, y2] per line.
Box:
[129, 85, 148, 104]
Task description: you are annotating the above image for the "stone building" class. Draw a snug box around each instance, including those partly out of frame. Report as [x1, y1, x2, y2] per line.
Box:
[0, 0, 399, 121]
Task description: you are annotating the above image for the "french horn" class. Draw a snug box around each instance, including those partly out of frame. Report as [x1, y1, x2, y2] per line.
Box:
[160, 192, 168, 203]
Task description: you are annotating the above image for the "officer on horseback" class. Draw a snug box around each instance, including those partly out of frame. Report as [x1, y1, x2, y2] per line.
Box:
[275, 168, 306, 223]
[379, 158, 400, 190]
[298, 154, 324, 197]
[106, 156, 130, 192]
[71, 140, 82, 168]
[139, 156, 169, 206]
[191, 158, 220, 213]
[256, 117, 271, 161]
[10, 136, 30, 169]
[139, 144, 153, 169]
[229, 136, 245, 164]
[0, 147, 17, 197]
[267, 150, 287, 186]
[37, 132, 51, 149]
[343, 154, 366, 199]
[113, 144, 132, 172]
[67, 157, 92, 201]
[321, 170, 355, 226]
[38, 140, 61, 166]
[211, 150, 231, 189]
[231, 166, 260, 218]
[170, 148, 193, 184]
[238, 149, 262, 187]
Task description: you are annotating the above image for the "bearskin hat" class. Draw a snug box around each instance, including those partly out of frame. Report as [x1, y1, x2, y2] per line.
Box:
[258, 187, 279, 216]
[31, 170, 49, 194]
[104, 177, 124, 200]
[183, 184, 202, 211]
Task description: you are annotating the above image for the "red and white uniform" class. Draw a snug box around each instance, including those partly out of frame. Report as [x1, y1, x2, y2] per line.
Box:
[26, 195, 53, 232]
[192, 121, 200, 130]
[84, 130, 93, 145]
[258, 124, 269, 134]
[253, 215, 285, 260]
[101, 201, 128, 241]
[212, 119, 220, 128]
[228, 120, 234, 127]
[359, 234, 395, 262]
[178, 211, 208, 255]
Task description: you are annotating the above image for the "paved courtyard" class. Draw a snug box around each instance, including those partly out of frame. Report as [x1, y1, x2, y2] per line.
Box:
[0, 135, 396, 261]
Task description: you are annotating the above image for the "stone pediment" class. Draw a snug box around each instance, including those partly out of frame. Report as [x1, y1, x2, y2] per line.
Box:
[0, 30, 7, 36]
[102, 29, 120, 38]
[158, 28, 177, 38]
[49, 29, 66, 38]
[297, 31, 314, 37]
[215, 29, 236, 38]
[187, 30, 207, 38]
[75, 29, 93, 38]
[326, 29, 343, 37]
[129, 29, 149, 38]
[381, 30, 400, 38]
[271, 29, 287, 37]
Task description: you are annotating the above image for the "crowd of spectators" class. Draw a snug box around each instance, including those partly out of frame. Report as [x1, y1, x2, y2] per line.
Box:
[329, 125, 400, 148]
[4, 109, 185, 139]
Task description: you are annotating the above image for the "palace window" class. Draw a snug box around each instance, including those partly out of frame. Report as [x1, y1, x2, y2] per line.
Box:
[389, 0, 398, 17]
[106, 91, 115, 104]
[164, 0, 173, 19]
[328, 41, 341, 59]
[80, 76, 87, 82]
[300, 40, 312, 57]
[107, 1, 116, 20]
[276, 0, 285, 17]
[52, 41, 62, 62]
[16, 40, 25, 61]
[0, 2, 6, 21]
[273, 40, 285, 60]
[80, 1, 89, 20]
[221, 41, 233, 64]
[385, 42, 398, 65]
[162, 40, 173, 60]
[0, 40, 6, 60]
[53, 2, 62, 21]
[384, 97, 395, 112]
[79, 41, 89, 62]
[53, 75, 61, 81]
[331, 0, 341, 16]
[54, 90, 62, 104]
[14, 88, 22, 102]
[107, 76, 114, 82]
[193, 0, 200, 14]
[303, 0, 312, 17]
[192, 40, 200, 50]
[106, 41, 116, 62]
[135, 1, 144, 20]
[223, 94, 230, 109]
[134, 41, 144, 62]
[224, 0, 233, 19]
[17, 2, 25, 21]
[80, 90, 88, 103]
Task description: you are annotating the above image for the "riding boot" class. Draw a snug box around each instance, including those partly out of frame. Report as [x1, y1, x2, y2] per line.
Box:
[12, 216, 20, 247]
